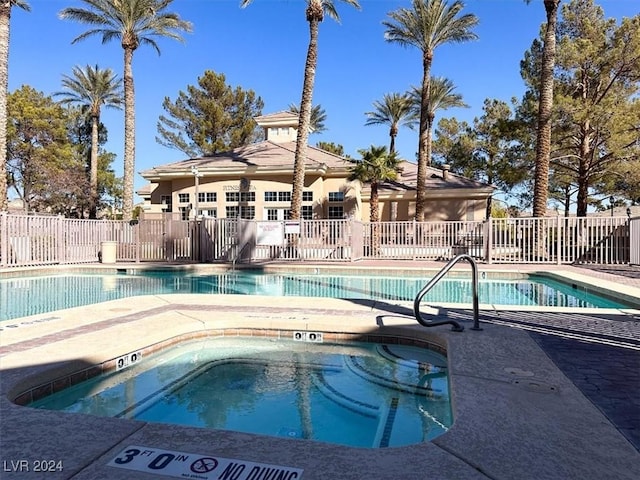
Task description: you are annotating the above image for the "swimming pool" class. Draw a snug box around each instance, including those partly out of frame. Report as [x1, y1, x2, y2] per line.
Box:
[28, 337, 452, 448]
[0, 269, 628, 321]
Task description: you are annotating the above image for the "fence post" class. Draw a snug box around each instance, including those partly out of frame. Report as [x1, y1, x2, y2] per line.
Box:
[556, 215, 562, 265]
[484, 218, 492, 264]
[0, 211, 6, 267]
[57, 215, 65, 264]
[411, 219, 416, 261]
[135, 221, 141, 263]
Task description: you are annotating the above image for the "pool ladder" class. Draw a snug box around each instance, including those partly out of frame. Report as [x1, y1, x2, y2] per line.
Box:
[413, 254, 481, 332]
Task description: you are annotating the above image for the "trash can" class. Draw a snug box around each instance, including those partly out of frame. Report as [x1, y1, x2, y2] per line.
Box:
[100, 241, 117, 264]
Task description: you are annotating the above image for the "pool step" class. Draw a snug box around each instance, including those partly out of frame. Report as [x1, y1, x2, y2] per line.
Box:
[345, 354, 448, 399]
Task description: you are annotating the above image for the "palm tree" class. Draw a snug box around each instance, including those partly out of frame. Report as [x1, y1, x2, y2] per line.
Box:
[409, 76, 467, 180]
[349, 145, 401, 254]
[384, 0, 478, 221]
[55, 65, 123, 218]
[526, 0, 561, 217]
[288, 103, 327, 134]
[364, 92, 414, 154]
[242, 0, 361, 219]
[0, 0, 30, 211]
[59, 0, 192, 220]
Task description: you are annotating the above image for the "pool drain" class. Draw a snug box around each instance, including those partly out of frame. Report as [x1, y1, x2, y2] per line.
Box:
[511, 379, 558, 393]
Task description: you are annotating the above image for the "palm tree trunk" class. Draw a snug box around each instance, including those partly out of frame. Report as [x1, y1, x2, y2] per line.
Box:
[122, 47, 135, 221]
[532, 0, 560, 218]
[90, 114, 99, 219]
[292, 18, 319, 220]
[389, 124, 398, 154]
[532, 0, 559, 260]
[0, 4, 10, 211]
[416, 51, 433, 222]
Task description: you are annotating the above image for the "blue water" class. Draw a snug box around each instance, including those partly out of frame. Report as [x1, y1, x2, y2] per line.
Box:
[29, 337, 452, 448]
[0, 270, 627, 322]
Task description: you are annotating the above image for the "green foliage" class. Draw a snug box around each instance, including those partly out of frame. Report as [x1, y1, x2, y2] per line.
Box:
[7, 1, 31, 11]
[349, 145, 401, 185]
[316, 141, 345, 156]
[409, 77, 468, 122]
[65, 106, 121, 215]
[520, 0, 640, 216]
[383, 0, 478, 53]
[65, 105, 108, 159]
[434, 98, 530, 191]
[384, 1, 477, 221]
[59, 0, 193, 53]
[59, 0, 193, 220]
[7, 86, 78, 213]
[349, 145, 401, 223]
[289, 103, 327, 134]
[364, 92, 414, 153]
[55, 64, 123, 116]
[156, 70, 264, 157]
[432, 117, 475, 173]
[55, 64, 123, 217]
[490, 202, 509, 219]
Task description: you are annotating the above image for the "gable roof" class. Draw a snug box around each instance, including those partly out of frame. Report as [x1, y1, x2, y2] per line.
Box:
[140, 141, 350, 181]
[379, 161, 493, 192]
[253, 111, 299, 127]
[140, 142, 493, 197]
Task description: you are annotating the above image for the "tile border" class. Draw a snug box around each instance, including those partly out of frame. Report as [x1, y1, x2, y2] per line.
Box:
[12, 327, 448, 407]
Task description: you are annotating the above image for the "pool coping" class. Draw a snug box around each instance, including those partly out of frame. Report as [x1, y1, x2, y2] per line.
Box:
[1, 264, 639, 479]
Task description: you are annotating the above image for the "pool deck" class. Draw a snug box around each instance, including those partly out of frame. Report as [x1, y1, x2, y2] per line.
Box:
[1, 262, 639, 480]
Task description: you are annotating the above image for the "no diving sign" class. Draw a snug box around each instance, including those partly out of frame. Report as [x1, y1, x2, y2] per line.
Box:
[107, 445, 303, 479]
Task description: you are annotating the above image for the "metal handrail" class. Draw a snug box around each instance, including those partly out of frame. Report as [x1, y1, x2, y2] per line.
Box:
[413, 254, 481, 332]
[231, 241, 250, 270]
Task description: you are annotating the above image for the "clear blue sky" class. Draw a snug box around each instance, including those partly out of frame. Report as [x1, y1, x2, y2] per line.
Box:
[8, 0, 638, 201]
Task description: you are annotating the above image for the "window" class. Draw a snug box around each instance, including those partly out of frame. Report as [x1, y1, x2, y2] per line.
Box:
[302, 191, 313, 202]
[240, 191, 255, 202]
[198, 192, 216, 203]
[301, 205, 313, 220]
[264, 192, 277, 202]
[328, 191, 344, 202]
[226, 192, 239, 202]
[202, 209, 217, 218]
[240, 206, 255, 219]
[179, 206, 190, 220]
[266, 208, 278, 221]
[226, 206, 239, 218]
[278, 191, 291, 202]
[178, 193, 190, 203]
[160, 195, 172, 213]
[328, 206, 344, 219]
[264, 208, 291, 221]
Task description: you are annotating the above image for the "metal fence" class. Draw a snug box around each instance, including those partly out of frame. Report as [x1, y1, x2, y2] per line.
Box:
[0, 212, 633, 268]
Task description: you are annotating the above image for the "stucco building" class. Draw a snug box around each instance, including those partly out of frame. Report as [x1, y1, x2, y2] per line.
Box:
[138, 112, 493, 222]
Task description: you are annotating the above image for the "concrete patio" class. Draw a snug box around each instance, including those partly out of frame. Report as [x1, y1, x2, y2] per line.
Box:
[0, 263, 639, 479]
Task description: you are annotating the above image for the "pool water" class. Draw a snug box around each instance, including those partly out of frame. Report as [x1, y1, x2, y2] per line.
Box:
[28, 337, 452, 448]
[0, 270, 627, 321]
